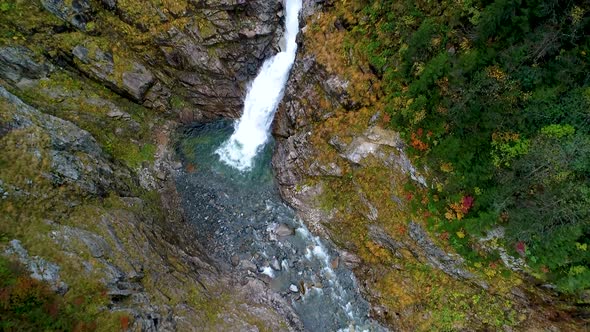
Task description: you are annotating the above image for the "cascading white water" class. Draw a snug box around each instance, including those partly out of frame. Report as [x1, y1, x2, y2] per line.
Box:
[216, 0, 303, 171]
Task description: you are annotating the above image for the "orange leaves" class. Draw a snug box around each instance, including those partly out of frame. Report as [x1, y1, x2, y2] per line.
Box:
[395, 224, 407, 235]
[120, 315, 130, 330]
[445, 202, 464, 220]
[410, 128, 429, 151]
[185, 163, 196, 173]
[444, 196, 474, 221]
[486, 66, 507, 81]
[440, 162, 454, 173]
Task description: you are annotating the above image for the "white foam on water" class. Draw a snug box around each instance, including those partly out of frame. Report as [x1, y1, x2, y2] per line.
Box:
[261, 266, 275, 278]
[281, 259, 290, 271]
[216, 0, 303, 170]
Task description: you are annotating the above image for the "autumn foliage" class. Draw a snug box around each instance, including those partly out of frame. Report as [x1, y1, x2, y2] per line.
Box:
[445, 196, 475, 221]
[410, 128, 428, 151]
[0, 257, 97, 331]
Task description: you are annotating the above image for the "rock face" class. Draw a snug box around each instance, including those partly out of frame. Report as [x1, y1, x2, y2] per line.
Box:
[4, 240, 68, 294]
[41, 0, 94, 31]
[0, 86, 131, 196]
[30, 0, 283, 120]
[0, 46, 52, 85]
[272, 55, 346, 189]
[72, 44, 155, 101]
[0, 1, 299, 328]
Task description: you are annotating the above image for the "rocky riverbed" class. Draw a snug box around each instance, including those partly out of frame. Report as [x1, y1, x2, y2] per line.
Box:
[175, 120, 386, 331]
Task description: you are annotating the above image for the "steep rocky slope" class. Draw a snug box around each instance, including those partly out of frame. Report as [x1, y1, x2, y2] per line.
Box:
[272, 3, 589, 331]
[0, 0, 299, 330]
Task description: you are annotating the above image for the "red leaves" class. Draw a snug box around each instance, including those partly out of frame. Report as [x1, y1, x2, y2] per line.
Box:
[461, 196, 474, 213]
[382, 113, 391, 123]
[515, 241, 526, 256]
[446, 196, 475, 221]
[395, 225, 407, 235]
[46, 301, 60, 317]
[73, 296, 84, 307]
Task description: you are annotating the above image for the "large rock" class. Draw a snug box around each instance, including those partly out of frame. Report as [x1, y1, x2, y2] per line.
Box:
[0, 46, 51, 85]
[0, 86, 132, 196]
[34, 0, 284, 119]
[4, 240, 68, 294]
[273, 55, 349, 139]
[72, 44, 155, 102]
[155, 1, 283, 119]
[41, 0, 94, 31]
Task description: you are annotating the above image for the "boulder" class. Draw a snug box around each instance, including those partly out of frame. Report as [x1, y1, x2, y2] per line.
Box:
[72, 44, 155, 101]
[4, 240, 68, 294]
[41, 0, 94, 31]
[0, 46, 51, 84]
[0, 86, 132, 196]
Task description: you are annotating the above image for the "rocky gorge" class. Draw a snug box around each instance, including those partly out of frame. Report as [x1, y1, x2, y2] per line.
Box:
[0, 0, 588, 331]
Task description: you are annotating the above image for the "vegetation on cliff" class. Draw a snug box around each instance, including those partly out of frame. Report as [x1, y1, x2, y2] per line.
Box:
[317, 0, 590, 294]
[289, 0, 590, 329]
[0, 256, 119, 331]
[347, 0, 590, 294]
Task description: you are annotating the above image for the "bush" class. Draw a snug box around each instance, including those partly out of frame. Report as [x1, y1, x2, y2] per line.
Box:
[0, 257, 97, 331]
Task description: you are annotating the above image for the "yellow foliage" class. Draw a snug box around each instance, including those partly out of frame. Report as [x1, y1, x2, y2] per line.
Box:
[445, 210, 455, 221]
[440, 162, 454, 173]
[486, 66, 507, 81]
[365, 241, 393, 263]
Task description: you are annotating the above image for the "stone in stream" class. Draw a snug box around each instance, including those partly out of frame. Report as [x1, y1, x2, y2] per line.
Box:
[289, 284, 299, 293]
[270, 258, 281, 271]
[331, 256, 339, 269]
[230, 254, 240, 267]
[239, 260, 257, 273]
[274, 223, 294, 237]
[298, 280, 306, 295]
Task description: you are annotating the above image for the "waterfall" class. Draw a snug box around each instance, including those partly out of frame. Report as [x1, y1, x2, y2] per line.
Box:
[216, 0, 303, 171]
